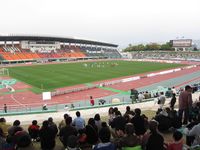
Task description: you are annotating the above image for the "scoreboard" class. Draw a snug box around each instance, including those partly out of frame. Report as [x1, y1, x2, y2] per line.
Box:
[170, 39, 192, 47]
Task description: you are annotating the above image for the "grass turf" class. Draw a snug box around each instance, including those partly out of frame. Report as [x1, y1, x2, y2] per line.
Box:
[8, 60, 184, 92]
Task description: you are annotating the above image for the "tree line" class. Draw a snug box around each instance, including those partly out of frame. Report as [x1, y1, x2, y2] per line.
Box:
[123, 42, 173, 52]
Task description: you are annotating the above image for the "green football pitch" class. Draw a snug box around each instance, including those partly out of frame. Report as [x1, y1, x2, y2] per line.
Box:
[8, 61, 184, 92]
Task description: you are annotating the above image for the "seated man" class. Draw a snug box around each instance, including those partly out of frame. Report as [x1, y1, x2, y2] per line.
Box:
[142, 120, 165, 150]
[118, 123, 141, 149]
[131, 108, 146, 136]
[93, 126, 116, 150]
[155, 109, 172, 132]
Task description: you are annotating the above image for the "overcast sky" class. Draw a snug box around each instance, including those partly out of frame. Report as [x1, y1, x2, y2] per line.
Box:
[0, 0, 200, 48]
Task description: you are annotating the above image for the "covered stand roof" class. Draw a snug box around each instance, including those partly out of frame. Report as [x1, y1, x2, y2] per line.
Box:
[0, 35, 118, 47]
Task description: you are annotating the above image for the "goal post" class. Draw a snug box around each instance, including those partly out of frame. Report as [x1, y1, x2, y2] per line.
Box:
[0, 68, 9, 77]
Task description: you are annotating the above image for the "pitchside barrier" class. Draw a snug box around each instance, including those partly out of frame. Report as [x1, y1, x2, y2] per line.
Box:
[2, 89, 197, 116]
[0, 102, 59, 116]
[0, 95, 157, 116]
[51, 80, 122, 97]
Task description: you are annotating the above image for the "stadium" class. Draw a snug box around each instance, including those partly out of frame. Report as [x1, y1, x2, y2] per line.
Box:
[0, 34, 200, 148]
[0, 35, 199, 112]
[1, 0, 200, 149]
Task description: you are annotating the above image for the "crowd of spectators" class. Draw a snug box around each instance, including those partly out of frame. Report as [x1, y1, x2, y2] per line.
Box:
[131, 51, 200, 60]
[0, 85, 200, 150]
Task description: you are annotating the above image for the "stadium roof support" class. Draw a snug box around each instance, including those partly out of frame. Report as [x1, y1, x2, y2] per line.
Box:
[0, 35, 118, 47]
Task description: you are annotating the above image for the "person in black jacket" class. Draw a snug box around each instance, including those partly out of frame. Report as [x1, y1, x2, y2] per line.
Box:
[145, 120, 164, 150]
[170, 93, 176, 110]
[85, 118, 99, 145]
[59, 117, 78, 148]
[39, 120, 56, 150]
[111, 110, 126, 132]
[131, 108, 146, 136]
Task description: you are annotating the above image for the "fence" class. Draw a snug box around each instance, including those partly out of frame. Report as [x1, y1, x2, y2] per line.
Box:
[0, 95, 156, 116]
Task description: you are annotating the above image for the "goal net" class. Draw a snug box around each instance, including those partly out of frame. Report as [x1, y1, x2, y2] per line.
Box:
[0, 68, 9, 76]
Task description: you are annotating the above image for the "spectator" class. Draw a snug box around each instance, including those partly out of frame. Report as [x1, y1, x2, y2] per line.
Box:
[131, 108, 146, 136]
[93, 125, 116, 150]
[185, 121, 200, 146]
[98, 99, 106, 105]
[118, 123, 141, 149]
[138, 92, 145, 102]
[170, 93, 176, 110]
[172, 87, 176, 95]
[85, 118, 99, 145]
[42, 104, 48, 111]
[178, 85, 193, 125]
[144, 91, 150, 99]
[59, 116, 78, 148]
[108, 107, 115, 126]
[90, 96, 95, 106]
[185, 114, 200, 146]
[155, 109, 172, 132]
[78, 129, 87, 148]
[28, 120, 40, 142]
[0, 128, 6, 150]
[94, 114, 102, 131]
[48, 117, 58, 135]
[89, 118, 98, 133]
[4, 104, 7, 113]
[167, 131, 183, 150]
[158, 92, 166, 109]
[72, 111, 85, 131]
[144, 120, 164, 150]
[0, 118, 11, 138]
[39, 120, 56, 150]
[3, 135, 15, 150]
[66, 135, 81, 150]
[14, 131, 35, 150]
[111, 110, 126, 133]
[8, 120, 23, 136]
[59, 113, 69, 130]
[124, 114, 131, 124]
[124, 106, 134, 117]
[170, 110, 182, 129]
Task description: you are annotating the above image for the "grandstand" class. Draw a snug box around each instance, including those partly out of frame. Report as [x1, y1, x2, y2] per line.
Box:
[131, 51, 200, 61]
[0, 35, 121, 63]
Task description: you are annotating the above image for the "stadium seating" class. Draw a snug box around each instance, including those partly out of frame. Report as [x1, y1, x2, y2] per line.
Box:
[131, 51, 200, 60]
[0, 44, 121, 61]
